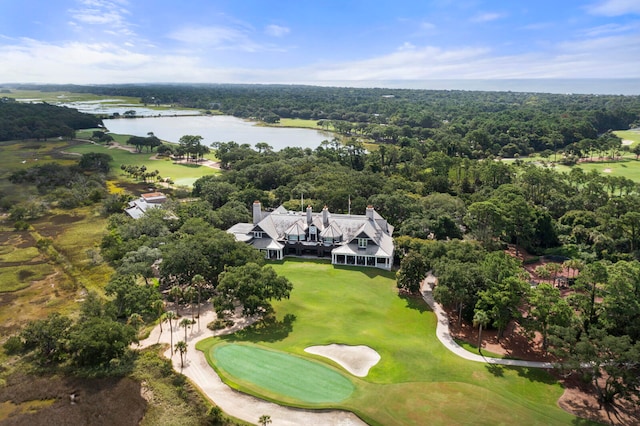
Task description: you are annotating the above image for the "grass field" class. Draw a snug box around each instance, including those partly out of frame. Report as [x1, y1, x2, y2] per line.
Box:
[198, 259, 585, 425]
[65, 141, 219, 187]
[614, 129, 640, 146]
[212, 343, 355, 404]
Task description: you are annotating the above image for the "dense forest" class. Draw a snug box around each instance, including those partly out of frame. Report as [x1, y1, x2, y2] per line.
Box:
[0, 98, 103, 141]
[13, 83, 640, 158]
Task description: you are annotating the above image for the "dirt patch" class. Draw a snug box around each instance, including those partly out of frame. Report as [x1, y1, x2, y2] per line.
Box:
[557, 375, 640, 425]
[49, 214, 85, 226]
[0, 373, 146, 426]
[0, 232, 36, 250]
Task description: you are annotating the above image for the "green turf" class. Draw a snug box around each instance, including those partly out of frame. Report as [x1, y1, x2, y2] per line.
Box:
[614, 129, 640, 147]
[212, 343, 354, 404]
[65, 142, 218, 186]
[198, 259, 584, 425]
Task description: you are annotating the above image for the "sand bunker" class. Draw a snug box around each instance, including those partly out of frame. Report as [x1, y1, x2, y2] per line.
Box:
[603, 168, 612, 173]
[622, 139, 634, 146]
[305, 344, 381, 377]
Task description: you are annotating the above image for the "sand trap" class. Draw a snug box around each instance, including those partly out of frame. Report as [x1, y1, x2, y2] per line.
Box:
[603, 168, 612, 173]
[305, 344, 380, 377]
[622, 139, 634, 146]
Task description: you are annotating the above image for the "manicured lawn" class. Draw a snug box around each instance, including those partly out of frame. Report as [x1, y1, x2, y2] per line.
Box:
[212, 343, 354, 404]
[65, 142, 218, 186]
[614, 129, 640, 146]
[198, 259, 584, 425]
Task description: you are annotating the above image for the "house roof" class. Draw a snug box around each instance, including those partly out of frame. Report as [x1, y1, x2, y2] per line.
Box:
[284, 220, 308, 236]
[320, 221, 343, 238]
[228, 204, 394, 259]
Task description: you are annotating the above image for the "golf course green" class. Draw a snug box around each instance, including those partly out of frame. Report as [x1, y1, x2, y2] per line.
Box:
[213, 343, 355, 404]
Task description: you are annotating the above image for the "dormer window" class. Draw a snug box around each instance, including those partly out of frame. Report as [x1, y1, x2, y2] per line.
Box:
[358, 238, 368, 249]
[253, 231, 263, 238]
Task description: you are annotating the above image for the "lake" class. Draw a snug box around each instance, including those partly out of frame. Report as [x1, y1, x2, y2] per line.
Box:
[102, 115, 333, 151]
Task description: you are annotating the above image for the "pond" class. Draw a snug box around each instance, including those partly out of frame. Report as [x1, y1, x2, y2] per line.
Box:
[102, 115, 333, 151]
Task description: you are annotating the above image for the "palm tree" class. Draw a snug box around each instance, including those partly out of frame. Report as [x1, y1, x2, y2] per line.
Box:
[563, 258, 584, 280]
[192, 274, 205, 329]
[169, 286, 183, 316]
[152, 299, 165, 333]
[165, 311, 177, 355]
[258, 414, 272, 426]
[473, 310, 490, 352]
[546, 262, 564, 287]
[127, 313, 144, 345]
[534, 264, 551, 285]
[175, 340, 187, 370]
[183, 285, 197, 321]
[179, 317, 192, 342]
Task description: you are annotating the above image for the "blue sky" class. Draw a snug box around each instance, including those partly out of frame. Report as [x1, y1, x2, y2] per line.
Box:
[1, 0, 639, 85]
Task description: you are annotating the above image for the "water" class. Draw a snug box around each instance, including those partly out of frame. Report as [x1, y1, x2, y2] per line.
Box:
[102, 115, 333, 151]
[312, 79, 640, 95]
[59, 99, 197, 117]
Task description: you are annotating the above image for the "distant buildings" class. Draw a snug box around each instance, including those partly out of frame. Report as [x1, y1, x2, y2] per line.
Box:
[125, 192, 167, 219]
[228, 201, 394, 270]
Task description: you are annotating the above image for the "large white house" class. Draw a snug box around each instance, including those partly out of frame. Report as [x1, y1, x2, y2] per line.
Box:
[227, 201, 394, 270]
[124, 192, 168, 219]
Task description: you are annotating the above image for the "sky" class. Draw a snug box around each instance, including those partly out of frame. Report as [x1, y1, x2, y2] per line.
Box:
[1, 0, 639, 88]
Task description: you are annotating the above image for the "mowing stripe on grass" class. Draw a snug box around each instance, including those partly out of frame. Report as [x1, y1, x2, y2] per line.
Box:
[213, 344, 354, 404]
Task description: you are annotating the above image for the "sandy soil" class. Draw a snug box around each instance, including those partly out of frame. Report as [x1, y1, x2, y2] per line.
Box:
[137, 304, 367, 426]
[304, 344, 381, 377]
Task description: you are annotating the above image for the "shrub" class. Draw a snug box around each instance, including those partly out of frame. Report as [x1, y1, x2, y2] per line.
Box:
[14, 220, 30, 231]
[3, 335, 24, 355]
[207, 319, 234, 331]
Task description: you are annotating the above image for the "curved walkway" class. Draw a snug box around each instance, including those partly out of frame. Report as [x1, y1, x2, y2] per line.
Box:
[137, 304, 366, 426]
[420, 273, 554, 369]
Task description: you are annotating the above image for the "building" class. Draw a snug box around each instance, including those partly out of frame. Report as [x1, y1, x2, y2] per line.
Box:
[227, 201, 394, 270]
[125, 192, 167, 219]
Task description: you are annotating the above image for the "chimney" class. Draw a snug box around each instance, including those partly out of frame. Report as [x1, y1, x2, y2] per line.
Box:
[322, 205, 329, 227]
[306, 205, 313, 224]
[253, 201, 262, 225]
[366, 205, 374, 221]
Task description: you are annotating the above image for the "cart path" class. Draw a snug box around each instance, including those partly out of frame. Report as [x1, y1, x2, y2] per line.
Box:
[421, 272, 554, 369]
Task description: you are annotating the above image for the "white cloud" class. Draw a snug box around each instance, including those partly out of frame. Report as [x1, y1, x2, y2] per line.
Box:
[588, 0, 640, 16]
[68, 0, 135, 37]
[265, 25, 290, 37]
[470, 12, 506, 23]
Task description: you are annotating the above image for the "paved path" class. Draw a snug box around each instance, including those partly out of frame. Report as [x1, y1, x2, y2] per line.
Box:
[420, 273, 554, 369]
[137, 304, 366, 426]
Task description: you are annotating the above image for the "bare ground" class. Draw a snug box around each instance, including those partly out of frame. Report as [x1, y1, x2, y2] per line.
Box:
[0, 373, 145, 426]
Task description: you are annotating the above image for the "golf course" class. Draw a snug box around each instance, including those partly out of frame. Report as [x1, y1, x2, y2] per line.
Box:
[197, 259, 585, 425]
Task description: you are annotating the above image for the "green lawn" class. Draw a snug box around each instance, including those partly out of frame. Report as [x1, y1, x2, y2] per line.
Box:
[198, 259, 585, 425]
[614, 129, 640, 147]
[65, 142, 218, 187]
[212, 343, 354, 404]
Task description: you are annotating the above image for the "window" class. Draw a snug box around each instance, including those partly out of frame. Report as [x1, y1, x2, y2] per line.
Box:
[253, 231, 263, 238]
[358, 238, 368, 249]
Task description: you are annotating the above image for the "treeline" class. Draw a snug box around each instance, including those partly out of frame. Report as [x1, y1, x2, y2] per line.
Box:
[198, 140, 640, 261]
[12, 83, 640, 157]
[0, 98, 102, 141]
